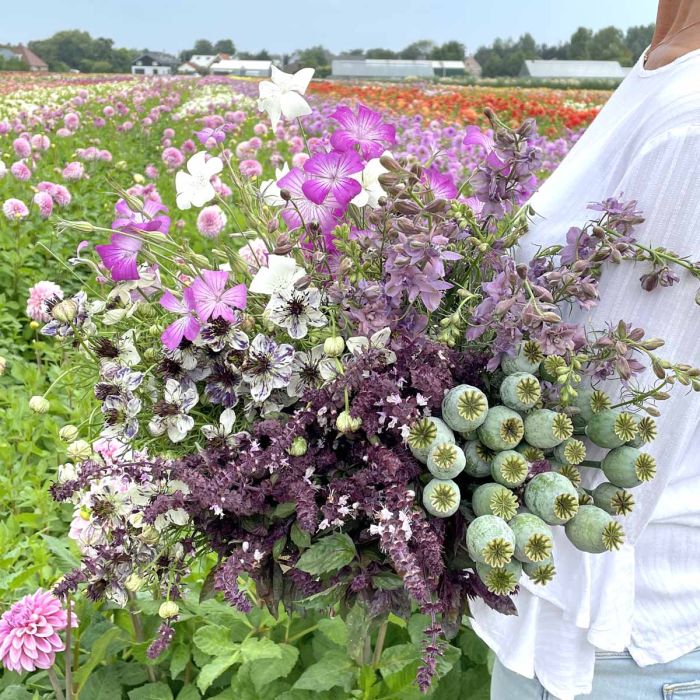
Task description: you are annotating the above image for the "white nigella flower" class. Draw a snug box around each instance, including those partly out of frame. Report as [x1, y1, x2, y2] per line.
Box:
[242, 334, 295, 403]
[249, 254, 305, 305]
[98, 330, 141, 376]
[101, 393, 142, 442]
[287, 345, 336, 397]
[260, 163, 290, 207]
[201, 407, 237, 442]
[175, 151, 224, 210]
[346, 327, 397, 364]
[148, 378, 199, 443]
[350, 153, 390, 209]
[267, 286, 327, 339]
[257, 66, 314, 128]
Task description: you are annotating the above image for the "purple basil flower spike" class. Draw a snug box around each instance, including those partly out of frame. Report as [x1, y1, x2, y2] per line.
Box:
[95, 233, 143, 281]
[190, 270, 247, 322]
[330, 103, 396, 160]
[301, 150, 364, 205]
[160, 287, 201, 350]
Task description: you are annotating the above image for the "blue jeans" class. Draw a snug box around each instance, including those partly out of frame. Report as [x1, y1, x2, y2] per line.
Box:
[491, 648, 700, 699]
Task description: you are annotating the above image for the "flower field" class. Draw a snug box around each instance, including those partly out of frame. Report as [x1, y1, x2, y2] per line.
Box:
[0, 72, 613, 699]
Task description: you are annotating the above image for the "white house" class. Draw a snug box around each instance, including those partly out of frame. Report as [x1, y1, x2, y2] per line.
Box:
[177, 61, 199, 75]
[210, 59, 272, 77]
[131, 52, 180, 76]
[520, 59, 628, 80]
[189, 54, 221, 70]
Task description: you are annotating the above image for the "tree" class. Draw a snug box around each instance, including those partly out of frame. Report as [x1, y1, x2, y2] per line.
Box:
[193, 39, 215, 55]
[213, 39, 236, 55]
[625, 24, 654, 62]
[568, 27, 593, 59]
[400, 40, 434, 60]
[365, 48, 397, 59]
[431, 41, 465, 61]
[589, 26, 633, 64]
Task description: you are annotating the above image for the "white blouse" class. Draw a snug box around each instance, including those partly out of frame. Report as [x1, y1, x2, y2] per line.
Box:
[470, 48, 700, 699]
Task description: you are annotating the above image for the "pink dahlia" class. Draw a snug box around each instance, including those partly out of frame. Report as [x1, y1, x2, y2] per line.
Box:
[11, 160, 31, 181]
[162, 147, 185, 169]
[13, 137, 31, 158]
[196, 205, 227, 238]
[0, 589, 77, 673]
[3, 198, 29, 220]
[62, 162, 85, 181]
[239, 159, 263, 178]
[26, 280, 63, 322]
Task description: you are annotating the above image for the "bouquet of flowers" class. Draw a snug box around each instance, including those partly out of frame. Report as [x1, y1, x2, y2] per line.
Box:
[41, 67, 700, 691]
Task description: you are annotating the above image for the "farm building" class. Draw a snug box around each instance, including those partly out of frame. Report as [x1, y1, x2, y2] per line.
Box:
[431, 60, 467, 77]
[177, 62, 199, 75]
[464, 56, 482, 78]
[520, 59, 628, 80]
[131, 52, 179, 76]
[0, 44, 48, 71]
[210, 60, 273, 77]
[331, 59, 435, 79]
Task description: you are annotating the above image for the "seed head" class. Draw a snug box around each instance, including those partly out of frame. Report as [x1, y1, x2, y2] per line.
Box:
[483, 538, 515, 568]
[524, 534, 552, 562]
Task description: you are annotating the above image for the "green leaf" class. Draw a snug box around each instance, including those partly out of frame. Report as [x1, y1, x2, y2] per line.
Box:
[39, 534, 80, 570]
[114, 661, 149, 686]
[272, 535, 287, 560]
[273, 501, 298, 518]
[170, 642, 191, 679]
[240, 636, 282, 662]
[371, 573, 404, 590]
[289, 522, 311, 549]
[196, 652, 241, 693]
[317, 616, 347, 647]
[346, 601, 372, 665]
[127, 683, 174, 700]
[73, 626, 124, 690]
[299, 581, 348, 609]
[387, 612, 407, 628]
[193, 625, 237, 656]
[292, 650, 356, 692]
[0, 686, 33, 700]
[458, 626, 489, 666]
[295, 533, 356, 576]
[248, 643, 299, 693]
[80, 667, 122, 700]
[176, 685, 201, 700]
[407, 613, 432, 645]
[378, 643, 421, 677]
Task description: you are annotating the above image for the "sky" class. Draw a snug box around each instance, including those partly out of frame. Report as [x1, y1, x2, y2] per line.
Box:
[0, 0, 659, 56]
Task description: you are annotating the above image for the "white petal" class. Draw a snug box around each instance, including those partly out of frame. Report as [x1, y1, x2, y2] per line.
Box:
[187, 151, 207, 174]
[279, 91, 312, 121]
[205, 156, 224, 176]
[290, 67, 315, 95]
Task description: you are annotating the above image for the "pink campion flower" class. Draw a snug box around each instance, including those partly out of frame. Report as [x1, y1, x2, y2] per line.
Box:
[181, 139, 196, 155]
[277, 167, 344, 234]
[3, 198, 29, 220]
[160, 287, 201, 350]
[190, 270, 247, 322]
[330, 103, 396, 160]
[62, 161, 85, 181]
[103, 105, 115, 118]
[301, 150, 363, 205]
[249, 137, 263, 150]
[13, 137, 31, 158]
[64, 112, 79, 130]
[31, 134, 50, 151]
[162, 146, 184, 169]
[253, 123, 268, 136]
[26, 281, 63, 322]
[95, 233, 143, 281]
[239, 159, 263, 178]
[197, 205, 227, 238]
[56, 128, 72, 138]
[10, 160, 31, 181]
[33, 191, 54, 219]
[112, 198, 171, 235]
[0, 589, 77, 673]
[49, 184, 71, 207]
[292, 152, 309, 168]
[235, 141, 252, 159]
[145, 164, 159, 179]
[421, 166, 458, 200]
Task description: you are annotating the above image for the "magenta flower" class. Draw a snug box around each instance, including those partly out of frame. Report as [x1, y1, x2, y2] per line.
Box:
[421, 167, 457, 200]
[301, 150, 363, 205]
[160, 287, 201, 350]
[277, 167, 344, 234]
[112, 198, 171, 235]
[190, 270, 247, 322]
[330, 103, 396, 160]
[95, 233, 143, 281]
[0, 589, 77, 673]
[462, 125, 495, 151]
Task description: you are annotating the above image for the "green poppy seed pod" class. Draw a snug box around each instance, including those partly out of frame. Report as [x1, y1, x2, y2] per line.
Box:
[472, 482, 519, 520]
[323, 336, 345, 357]
[287, 436, 308, 457]
[601, 446, 656, 488]
[509, 512, 554, 563]
[523, 557, 556, 585]
[524, 471, 580, 525]
[586, 409, 638, 449]
[491, 450, 529, 487]
[523, 409, 573, 449]
[51, 299, 78, 323]
[577, 487, 594, 505]
[466, 515, 515, 568]
[427, 442, 466, 480]
[158, 601, 180, 619]
[549, 460, 582, 488]
[477, 406, 524, 451]
[475, 559, 522, 595]
[408, 416, 455, 463]
[422, 478, 461, 518]
[29, 395, 50, 414]
[516, 443, 545, 462]
[499, 372, 542, 411]
[59, 425, 79, 443]
[591, 482, 635, 516]
[553, 437, 587, 465]
[441, 384, 489, 433]
[463, 439, 494, 477]
[564, 505, 625, 553]
[336, 410, 362, 434]
[500, 340, 543, 375]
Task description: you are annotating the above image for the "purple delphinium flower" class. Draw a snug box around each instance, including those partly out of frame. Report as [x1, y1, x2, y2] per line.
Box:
[330, 103, 396, 159]
[421, 166, 457, 200]
[190, 270, 247, 322]
[277, 166, 344, 233]
[160, 288, 201, 351]
[301, 149, 364, 205]
[242, 334, 294, 402]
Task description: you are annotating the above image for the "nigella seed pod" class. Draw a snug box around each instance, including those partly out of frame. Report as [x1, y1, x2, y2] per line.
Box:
[500, 340, 544, 375]
[523, 557, 556, 585]
[509, 512, 554, 563]
[601, 446, 656, 488]
[524, 472, 580, 525]
[475, 559, 522, 596]
[491, 450, 529, 487]
[472, 483, 519, 520]
[499, 372, 541, 411]
[422, 478, 461, 518]
[441, 384, 489, 433]
[158, 601, 180, 619]
[523, 409, 573, 449]
[52, 299, 78, 323]
[463, 439, 494, 478]
[125, 573, 144, 592]
[408, 417, 454, 463]
[336, 410, 362, 434]
[29, 395, 50, 413]
[564, 505, 625, 553]
[586, 409, 638, 449]
[592, 482, 635, 516]
[59, 425, 79, 442]
[466, 515, 515, 568]
[477, 406, 524, 452]
[66, 440, 92, 461]
[323, 336, 345, 357]
[427, 442, 466, 480]
[287, 436, 308, 457]
[553, 438, 587, 465]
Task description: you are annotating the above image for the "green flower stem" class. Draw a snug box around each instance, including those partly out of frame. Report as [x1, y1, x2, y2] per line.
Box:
[47, 667, 65, 700]
[64, 596, 73, 700]
[285, 624, 319, 644]
[127, 593, 157, 683]
[41, 368, 76, 400]
[371, 620, 388, 667]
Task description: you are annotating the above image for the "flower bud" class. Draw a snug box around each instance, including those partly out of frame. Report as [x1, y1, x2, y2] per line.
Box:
[287, 436, 308, 457]
[336, 410, 362, 433]
[52, 300, 78, 323]
[143, 347, 159, 361]
[30, 320, 40, 329]
[29, 395, 50, 413]
[158, 601, 180, 619]
[280, 189, 291, 202]
[66, 439, 91, 461]
[324, 336, 345, 357]
[57, 462, 78, 482]
[148, 324, 162, 337]
[140, 526, 160, 545]
[125, 573, 144, 592]
[0, 356, 6, 375]
[59, 425, 79, 442]
[68, 221, 96, 233]
[135, 303, 156, 320]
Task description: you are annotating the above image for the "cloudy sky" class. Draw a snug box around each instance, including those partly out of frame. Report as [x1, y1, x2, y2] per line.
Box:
[1, 0, 659, 55]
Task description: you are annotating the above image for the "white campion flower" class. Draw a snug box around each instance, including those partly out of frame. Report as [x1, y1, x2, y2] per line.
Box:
[257, 66, 314, 128]
[259, 163, 290, 207]
[175, 151, 223, 210]
[249, 254, 305, 304]
[350, 153, 391, 209]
